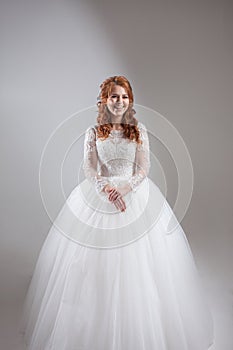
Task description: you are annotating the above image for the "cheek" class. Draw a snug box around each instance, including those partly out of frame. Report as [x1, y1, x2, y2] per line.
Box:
[110, 101, 117, 108]
[107, 101, 115, 111]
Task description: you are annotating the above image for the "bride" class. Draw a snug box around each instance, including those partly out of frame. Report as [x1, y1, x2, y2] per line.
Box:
[19, 75, 214, 349]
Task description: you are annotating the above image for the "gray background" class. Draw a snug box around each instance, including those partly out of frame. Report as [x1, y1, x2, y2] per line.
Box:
[1, 0, 233, 349]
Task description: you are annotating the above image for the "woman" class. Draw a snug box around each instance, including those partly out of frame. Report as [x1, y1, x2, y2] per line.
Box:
[19, 76, 214, 349]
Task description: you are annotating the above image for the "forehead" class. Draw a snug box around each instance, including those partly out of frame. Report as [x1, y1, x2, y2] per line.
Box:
[109, 85, 128, 95]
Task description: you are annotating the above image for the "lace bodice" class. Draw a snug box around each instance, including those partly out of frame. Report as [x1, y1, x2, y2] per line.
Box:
[83, 122, 150, 193]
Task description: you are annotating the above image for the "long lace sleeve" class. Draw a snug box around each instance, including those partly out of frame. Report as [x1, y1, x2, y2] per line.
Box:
[83, 126, 110, 193]
[128, 122, 151, 192]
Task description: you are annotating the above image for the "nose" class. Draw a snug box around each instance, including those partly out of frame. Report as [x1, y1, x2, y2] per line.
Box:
[117, 95, 123, 103]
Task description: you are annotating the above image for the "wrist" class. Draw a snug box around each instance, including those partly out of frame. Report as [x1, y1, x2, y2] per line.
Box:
[125, 183, 132, 194]
[102, 184, 111, 193]
[126, 181, 133, 193]
[117, 183, 132, 197]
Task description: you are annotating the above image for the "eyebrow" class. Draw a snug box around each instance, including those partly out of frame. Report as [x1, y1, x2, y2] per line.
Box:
[110, 93, 128, 96]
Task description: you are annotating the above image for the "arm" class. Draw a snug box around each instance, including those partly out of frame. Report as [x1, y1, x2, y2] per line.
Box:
[108, 122, 151, 202]
[127, 122, 151, 192]
[82, 126, 110, 194]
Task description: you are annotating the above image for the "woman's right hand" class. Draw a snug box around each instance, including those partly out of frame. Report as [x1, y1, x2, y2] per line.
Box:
[103, 184, 126, 212]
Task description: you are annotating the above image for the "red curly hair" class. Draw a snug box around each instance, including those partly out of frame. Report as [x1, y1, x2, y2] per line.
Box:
[96, 75, 142, 145]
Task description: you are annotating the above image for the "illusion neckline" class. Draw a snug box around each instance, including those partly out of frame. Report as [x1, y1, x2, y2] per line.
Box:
[111, 129, 124, 132]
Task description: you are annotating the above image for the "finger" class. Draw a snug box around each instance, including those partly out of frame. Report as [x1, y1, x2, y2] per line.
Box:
[108, 189, 116, 201]
[109, 189, 117, 201]
[105, 186, 114, 194]
[108, 188, 115, 193]
[114, 198, 122, 212]
[116, 198, 126, 212]
[112, 192, 120, 202]
[113, 199, 121, 211]
[109, 190, 119, 202]
[121, 198, 126, 211]
[118, 197, 126, 211]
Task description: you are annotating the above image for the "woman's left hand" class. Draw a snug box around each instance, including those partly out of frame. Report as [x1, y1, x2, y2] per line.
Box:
[108, 184, 132, 202]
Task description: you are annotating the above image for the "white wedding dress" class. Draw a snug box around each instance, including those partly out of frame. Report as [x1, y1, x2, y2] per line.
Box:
[19, 122, 214, 350]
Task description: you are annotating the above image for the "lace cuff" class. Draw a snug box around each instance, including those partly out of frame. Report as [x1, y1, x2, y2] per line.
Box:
[128, 122, 150, 192]
[83, 126, 110, 194]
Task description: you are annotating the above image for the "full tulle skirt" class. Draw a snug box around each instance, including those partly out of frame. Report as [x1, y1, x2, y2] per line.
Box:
[18, 176, 214, 350]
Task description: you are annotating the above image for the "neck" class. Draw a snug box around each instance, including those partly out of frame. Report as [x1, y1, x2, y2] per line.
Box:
[112, 123, 123, 130]
[111, 115, 123, 124]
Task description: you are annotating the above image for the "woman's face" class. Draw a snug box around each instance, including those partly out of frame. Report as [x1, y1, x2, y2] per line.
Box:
[106, 85, 130, 118]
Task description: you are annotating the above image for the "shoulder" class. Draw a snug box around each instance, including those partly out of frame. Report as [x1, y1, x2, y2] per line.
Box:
[84, 125, 97, 140]
[137, 121, 148, 134]
[137, 122, 149, 148]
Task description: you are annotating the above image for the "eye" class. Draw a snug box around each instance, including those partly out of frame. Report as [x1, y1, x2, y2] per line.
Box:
[110, 94, 128, 99]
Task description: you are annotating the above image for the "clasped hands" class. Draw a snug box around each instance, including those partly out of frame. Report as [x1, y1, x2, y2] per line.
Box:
[102, 183, 132, 212]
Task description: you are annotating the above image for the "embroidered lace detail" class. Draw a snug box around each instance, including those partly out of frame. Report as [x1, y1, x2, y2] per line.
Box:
[127, 122, 151, 192]
[82, 122, 150, 193]
[83, 126, 109, 194]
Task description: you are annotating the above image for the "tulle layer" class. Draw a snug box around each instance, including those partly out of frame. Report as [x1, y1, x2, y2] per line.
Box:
[51, 175, 166, 248]
[18, 178, 214, 350]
